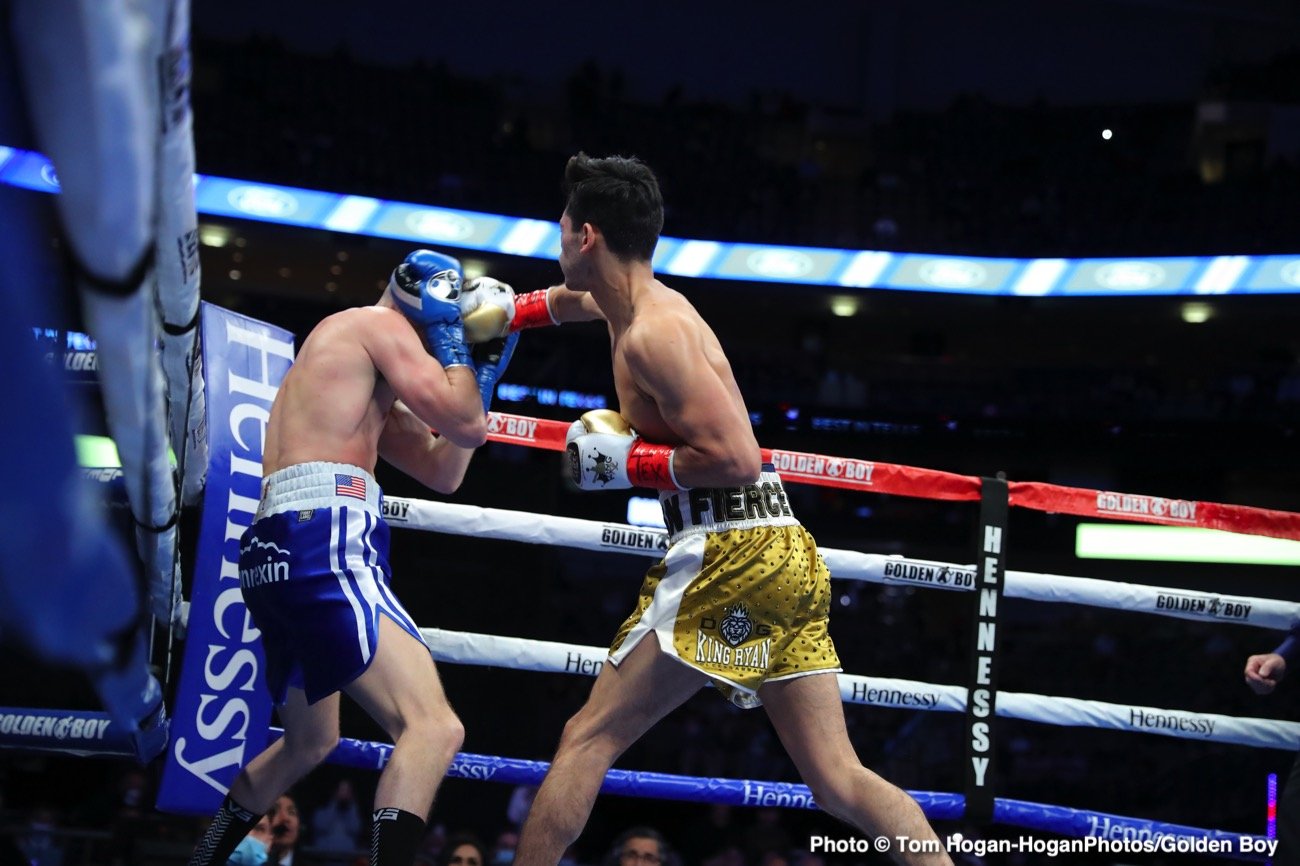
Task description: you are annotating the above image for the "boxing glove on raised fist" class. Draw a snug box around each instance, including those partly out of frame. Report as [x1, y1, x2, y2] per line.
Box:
[565, 410, 682, 490]
[459, 276, 517, 343]
[388, 249, 472, 369]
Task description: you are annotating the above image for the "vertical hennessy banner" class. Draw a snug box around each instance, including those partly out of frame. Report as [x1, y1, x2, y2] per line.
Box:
[157, 303, 294, 815]
[963, 475, 1008, 821]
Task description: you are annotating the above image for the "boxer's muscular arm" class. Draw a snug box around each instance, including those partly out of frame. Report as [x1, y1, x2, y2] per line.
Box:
[549, 285, 604, 322]
[366, 307, 486, 449]
[623, 318, 761, 488]
[378, 401, 475, 494]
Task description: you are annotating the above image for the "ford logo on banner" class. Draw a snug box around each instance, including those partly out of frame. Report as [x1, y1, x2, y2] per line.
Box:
[919, 259, 987, 289]
[157, 303, 295, 816]
[405, 209, 476, 241]
[227, 185, 300, 219]
[1096, 261, 1166, 290]
[746, 249, 814, 278]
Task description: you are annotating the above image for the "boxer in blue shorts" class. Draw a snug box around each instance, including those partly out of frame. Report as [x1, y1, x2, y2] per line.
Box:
[188, 250, 518, 866]
[240, 462, 424, 707]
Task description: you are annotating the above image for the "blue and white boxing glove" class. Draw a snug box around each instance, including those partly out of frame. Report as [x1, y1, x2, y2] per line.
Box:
[388, 249, 471, 369]
[459, 276, 517, 343]
[565, 410, 682, 490]
[473, 332, 519, 412]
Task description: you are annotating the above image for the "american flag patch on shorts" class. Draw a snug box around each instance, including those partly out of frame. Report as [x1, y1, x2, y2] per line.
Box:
[335, 474, 367, 500]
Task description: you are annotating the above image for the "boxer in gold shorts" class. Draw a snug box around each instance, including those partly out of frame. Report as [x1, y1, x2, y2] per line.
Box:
[610, 466, 840, 707]
[494, 153, 951, 866]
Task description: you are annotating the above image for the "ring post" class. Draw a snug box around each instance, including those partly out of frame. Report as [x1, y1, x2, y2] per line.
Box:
[964, 474, 1008, 821]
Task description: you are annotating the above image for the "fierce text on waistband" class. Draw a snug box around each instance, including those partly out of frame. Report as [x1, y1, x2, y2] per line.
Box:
[659, 471, 798, 540]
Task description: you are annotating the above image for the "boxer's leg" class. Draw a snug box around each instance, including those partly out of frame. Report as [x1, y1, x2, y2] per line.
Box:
[188, 688, 338, 866]
[345, 614, 464, 866]
[760, 673, 951, 866]
[516, 638, 705, 866]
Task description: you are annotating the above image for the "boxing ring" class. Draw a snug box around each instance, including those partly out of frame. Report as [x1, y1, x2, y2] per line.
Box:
[165, 300, 1297, 860]
[1, 295, 1295, 860]
[0, 11, 1292, 859]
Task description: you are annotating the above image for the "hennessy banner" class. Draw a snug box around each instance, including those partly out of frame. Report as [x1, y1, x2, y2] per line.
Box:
[157, 303, 294, 815]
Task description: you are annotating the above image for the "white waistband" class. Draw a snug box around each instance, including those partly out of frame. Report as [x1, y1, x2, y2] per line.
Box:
[256, 462, 382, 519]
[659, 468, 799, 544]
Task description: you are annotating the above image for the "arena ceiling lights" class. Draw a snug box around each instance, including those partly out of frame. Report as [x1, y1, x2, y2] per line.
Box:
[4, 144, 1299, 297]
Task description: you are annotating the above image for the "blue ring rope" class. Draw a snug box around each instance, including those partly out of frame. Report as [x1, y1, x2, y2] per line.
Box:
[0, 708, 1268, 859]
[276, 728, 1270, 862]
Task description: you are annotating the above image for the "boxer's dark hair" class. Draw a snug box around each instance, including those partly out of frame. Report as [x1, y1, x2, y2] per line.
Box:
[563, 153, 664, 262]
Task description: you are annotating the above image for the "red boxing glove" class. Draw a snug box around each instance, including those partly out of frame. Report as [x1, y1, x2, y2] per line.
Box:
[510, 288, 558, 332]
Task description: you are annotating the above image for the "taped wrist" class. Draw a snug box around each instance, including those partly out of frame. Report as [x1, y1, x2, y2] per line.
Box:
[511, 289, 558, 331]
[627, 442, 683, 490]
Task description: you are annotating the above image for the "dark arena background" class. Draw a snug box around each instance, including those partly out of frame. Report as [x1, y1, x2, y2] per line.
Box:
[2, 1, 1300, 865]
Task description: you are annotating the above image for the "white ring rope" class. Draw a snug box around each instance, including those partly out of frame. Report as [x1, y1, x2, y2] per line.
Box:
[385, 497, 1300, 630]
[419, 627, 1300, 751]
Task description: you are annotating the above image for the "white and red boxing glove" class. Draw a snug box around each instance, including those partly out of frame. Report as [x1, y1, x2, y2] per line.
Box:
[459, 276, 517, 343]
[509, 287, 559, 332]
[565, 410, 683, 490]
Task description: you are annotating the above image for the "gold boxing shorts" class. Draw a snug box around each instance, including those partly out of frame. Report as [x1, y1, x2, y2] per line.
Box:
[608, 465, 841, 708]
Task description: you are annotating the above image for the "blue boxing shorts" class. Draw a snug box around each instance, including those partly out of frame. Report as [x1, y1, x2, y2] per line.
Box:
[238, 462, 427, 705]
